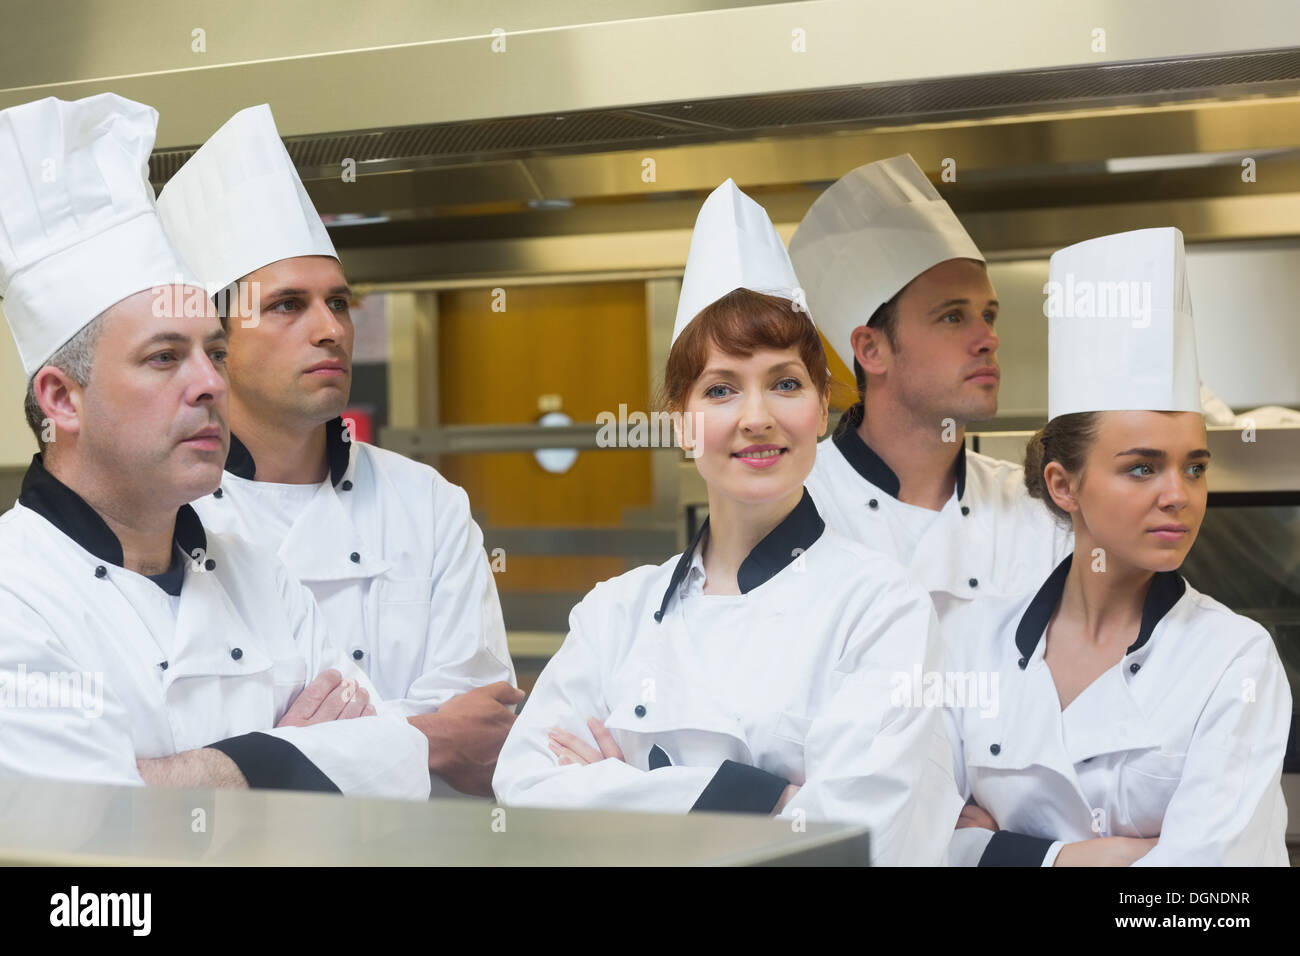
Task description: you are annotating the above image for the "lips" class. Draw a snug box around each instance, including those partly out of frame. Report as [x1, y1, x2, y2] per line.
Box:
[966, 367, 1000, 383]
[181, 426, 222, 450]
[732, 445, 786, 468]
[304, 361, 347, 375]
[1148, 524, 1190, 542]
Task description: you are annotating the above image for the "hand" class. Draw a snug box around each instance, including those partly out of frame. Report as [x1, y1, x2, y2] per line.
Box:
[1054, 836, 1159, 867]
[956, 801, 999, 831]
[772, 784, 801, 816]
[548, 717, 625, 766]
[409, 681, 525, 796]
[275, 668, 374, 728]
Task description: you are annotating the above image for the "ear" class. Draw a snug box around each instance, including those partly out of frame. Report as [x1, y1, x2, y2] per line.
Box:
[1043, 460, 1080, 515]
[851, 324, 890, 376]
[31, 365, 85, 443]
[817, 388, 830, 437]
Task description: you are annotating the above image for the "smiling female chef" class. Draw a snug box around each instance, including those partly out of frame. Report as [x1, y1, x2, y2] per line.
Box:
[492, 180, 964, 865]
[943, 227, 1291, 866]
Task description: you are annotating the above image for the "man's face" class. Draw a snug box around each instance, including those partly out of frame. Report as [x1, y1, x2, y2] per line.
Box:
[226, 255, 354, 429]
[868, 258, 1000, 427]
[76, 286, 229, 509]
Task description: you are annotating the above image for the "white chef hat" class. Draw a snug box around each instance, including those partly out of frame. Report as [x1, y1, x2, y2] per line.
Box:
[156, 104, 337, 293]
[789, 154, 984, 370]
[0, 93, 201, 378]
[1047, 227, 1201, 421]
[673, 178, 809, 345]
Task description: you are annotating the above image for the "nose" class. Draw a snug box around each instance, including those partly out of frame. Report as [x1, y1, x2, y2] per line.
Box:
[737, 387, 775, 436]
[189, 348, 228, 407]
[1155, 466, 1191, 512]
[972, 313, 999, 355]
[309, 298, 348, 346]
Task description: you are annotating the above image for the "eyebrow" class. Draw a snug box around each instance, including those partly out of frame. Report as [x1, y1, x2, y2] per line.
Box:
[265, 285, 352, 299]
[930, 297, 999, 314]
[136, 329, 227, 351]
[700, 360, 804, 378]
[1114, 447, 1212, 459]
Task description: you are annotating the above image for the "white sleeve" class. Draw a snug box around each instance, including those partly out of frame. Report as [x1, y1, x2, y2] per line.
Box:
[0, 596, 144, 787]
[1130, 645, 1292, 866]
[398, 476, 516, 716]
[492, 585, 717, 812]
[259, 567, 431, 801]
[777, 587, 966, 866]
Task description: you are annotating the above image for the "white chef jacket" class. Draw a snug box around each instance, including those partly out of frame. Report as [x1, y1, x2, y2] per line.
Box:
[0, 455, 430, 800]
[942, 554, 1291, 866]
[193, 417, 515, 717]
[492, 489, 964, 866]
[806, 412, 1074, 621]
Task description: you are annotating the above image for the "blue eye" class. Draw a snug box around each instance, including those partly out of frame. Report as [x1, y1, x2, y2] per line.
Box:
[268, 299, 299, 313]
[941, 312, 962, 324]
[1186, 462, 1207, 479]
[330, 298, 351, 312]
[774, 378, 801, 392]
[1126, 463, 1154, 478]
[704, 384, 731, 399]
[209, 349, 228, 364]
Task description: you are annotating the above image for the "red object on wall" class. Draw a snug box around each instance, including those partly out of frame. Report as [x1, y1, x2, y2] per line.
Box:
[341, 408, 373, 444]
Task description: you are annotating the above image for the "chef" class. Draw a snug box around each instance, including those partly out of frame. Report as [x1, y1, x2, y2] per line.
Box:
[944, 227, 1291, 866]
[156, 105, 520, 796]
[789, 155, 1072, 621]
[0, 93, 429, 799]
[492, 180, 963, 865]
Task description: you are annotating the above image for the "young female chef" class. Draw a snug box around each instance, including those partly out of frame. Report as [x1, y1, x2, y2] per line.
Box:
[492, 180, 965, 865]
[943, 227, 1291, 866]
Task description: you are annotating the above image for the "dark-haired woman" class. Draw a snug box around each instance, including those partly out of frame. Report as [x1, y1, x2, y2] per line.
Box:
[493, 180, 963, 865]
[943, 228, 1290, 866]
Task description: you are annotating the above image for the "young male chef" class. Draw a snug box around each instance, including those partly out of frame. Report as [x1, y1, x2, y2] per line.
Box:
[789, 155, 1072, 621]
[0, 93, 429, 797]
[156, 105, 520, 796]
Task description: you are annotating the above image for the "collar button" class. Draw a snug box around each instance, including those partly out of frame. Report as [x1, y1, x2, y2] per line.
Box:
[341, 480, 353, 491]
[968, 577, 979, 588]
[1018, 657, 1028, 670]
[94, 565, 107, 578]
[989, 743, 1001, 756]
[1129, 662, 1141, 674]
[867, 499, 878, 509]
[213, 487, 224, 499]
[349, 551, 361, 563]
[230, 647, 243, 661]
[961, 505, 970, 516]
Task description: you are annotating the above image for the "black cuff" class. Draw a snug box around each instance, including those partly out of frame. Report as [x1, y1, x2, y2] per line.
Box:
[208, 732, 341, 794]
[978, 830, 1055, 867]
[690, 760, 789, 814]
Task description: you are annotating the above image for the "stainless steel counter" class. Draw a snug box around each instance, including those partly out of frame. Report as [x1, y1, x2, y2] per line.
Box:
[0, 778, 868, 866]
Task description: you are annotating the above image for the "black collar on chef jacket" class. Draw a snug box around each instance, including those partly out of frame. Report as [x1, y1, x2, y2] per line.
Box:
[652, 487, 826, 622]
[18, 454, 207, 596]
[1013, 553, 1187, 663]
[224, 415, 352, 488]
[832, 403, 967, 501]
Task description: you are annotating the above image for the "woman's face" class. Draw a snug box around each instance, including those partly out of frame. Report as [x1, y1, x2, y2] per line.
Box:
[681, 343, 828, 507]
[1050, 410, 1210, 573]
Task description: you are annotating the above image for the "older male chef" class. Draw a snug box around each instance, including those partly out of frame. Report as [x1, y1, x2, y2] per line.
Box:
[156, 105, 519, 796]
[0, 93, 429, 798]
[790, 155, 1072, 621]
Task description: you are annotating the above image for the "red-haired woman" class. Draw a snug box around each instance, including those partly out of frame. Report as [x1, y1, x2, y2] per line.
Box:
[492, 181, 963, 865]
